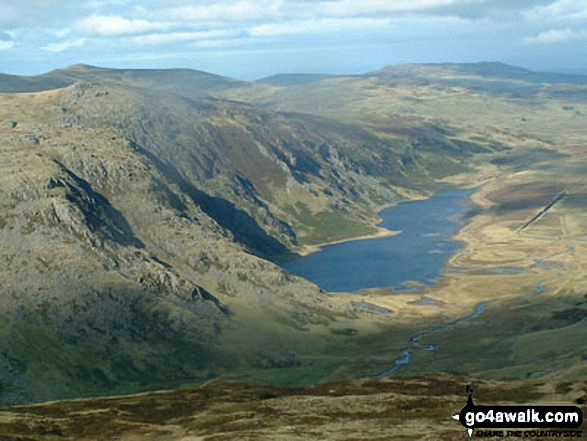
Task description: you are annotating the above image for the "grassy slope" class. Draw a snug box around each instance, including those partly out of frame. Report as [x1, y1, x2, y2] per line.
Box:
[0, 374, 583, 440]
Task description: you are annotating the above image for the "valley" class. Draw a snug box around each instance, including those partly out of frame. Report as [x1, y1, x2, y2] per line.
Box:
[0, 62, 586, 439]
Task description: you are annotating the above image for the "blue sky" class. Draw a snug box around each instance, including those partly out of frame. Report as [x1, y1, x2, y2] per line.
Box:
[1, 0, 587, 79]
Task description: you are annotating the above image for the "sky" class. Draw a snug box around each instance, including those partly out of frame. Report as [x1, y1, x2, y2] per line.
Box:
[1, 0, 587, 80]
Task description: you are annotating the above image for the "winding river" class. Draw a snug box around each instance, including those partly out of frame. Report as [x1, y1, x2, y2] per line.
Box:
[370, 302, 487, 378]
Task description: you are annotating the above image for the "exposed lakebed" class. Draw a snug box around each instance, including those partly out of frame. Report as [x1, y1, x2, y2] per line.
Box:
[281, 189, 474, 292]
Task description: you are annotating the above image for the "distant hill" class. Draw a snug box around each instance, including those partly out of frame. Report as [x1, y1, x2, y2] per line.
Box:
[256, 73, 347, 86]
[0, 72, 71, 93]
[0, 64, 248, 95]
[220, 61, 587, 135]
[5, 62, 587, 96]
[371, 62, 587, 84]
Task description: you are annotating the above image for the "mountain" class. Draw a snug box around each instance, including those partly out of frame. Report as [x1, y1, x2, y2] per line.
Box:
[370, 62, 587, 84]
[0, 64, 252, 96]
[224, 62, 587, 146]
[0, 80, 383, 403]
[1, 62, 586, 410]
[0, 65, 506, 404]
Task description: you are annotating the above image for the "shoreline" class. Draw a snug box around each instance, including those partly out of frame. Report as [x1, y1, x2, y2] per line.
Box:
[296, 227, 400, 257]
[293, 186, 477, 259]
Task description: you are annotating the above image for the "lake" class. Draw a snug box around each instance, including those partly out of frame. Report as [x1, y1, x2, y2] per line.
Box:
[280, 189, 473, 292]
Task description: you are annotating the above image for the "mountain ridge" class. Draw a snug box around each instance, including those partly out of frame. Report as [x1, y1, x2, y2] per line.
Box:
[0, 64, 246, 95]
[4, 61, 587, 96]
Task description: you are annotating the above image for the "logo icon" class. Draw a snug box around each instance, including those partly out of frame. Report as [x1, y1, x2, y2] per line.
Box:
[451, 385, 476, 438]
[451, 385, 583, 438]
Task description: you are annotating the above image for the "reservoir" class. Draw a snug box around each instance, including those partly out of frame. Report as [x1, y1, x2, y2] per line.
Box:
[281, 189, 473, 292]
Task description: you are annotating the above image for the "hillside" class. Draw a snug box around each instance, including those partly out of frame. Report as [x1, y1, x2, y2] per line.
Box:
[0, 374, 584, 440]
[369, 62, 587, 86]
[0, 64, 247, 95]
[2, 84, 398, 404]
[0, 67, 513, 404]
[0, 63, 586, 421]
[227, 62, 587, 147]
[256, 73, 346, 86]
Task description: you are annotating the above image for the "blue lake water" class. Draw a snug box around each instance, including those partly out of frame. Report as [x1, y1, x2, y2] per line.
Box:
[280, 189, 473, 292]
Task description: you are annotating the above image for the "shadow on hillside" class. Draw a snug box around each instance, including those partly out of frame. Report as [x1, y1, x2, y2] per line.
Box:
[129, 141, 294, 261]
[53, 162, 145, 249]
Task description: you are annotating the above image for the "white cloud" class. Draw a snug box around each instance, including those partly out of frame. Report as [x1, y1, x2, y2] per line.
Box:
[249, 17, 391, 36]
[0, 0, 78, 29]
[190, 37, 250, 49]
[522, 28, 587, 44]
[525, 0, 587, 22]
[48, 28, 71, 38]
[313, 0, 460, 17]
[1, 0, 586, 78]
[128, 29, 235, 45]
[76, 15, 170, 36]
[0, 40, 14, 50]
[44, 37, 86, 52]
[164, 1, 280, 22]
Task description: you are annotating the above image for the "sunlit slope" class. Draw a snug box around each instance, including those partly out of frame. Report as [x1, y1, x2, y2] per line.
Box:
[231, 62, 587, 147]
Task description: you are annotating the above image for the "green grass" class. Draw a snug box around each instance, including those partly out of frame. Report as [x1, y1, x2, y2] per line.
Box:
[287, 201, 377, 245]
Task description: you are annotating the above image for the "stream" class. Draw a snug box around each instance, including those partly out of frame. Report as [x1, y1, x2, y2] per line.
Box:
[370, 302, 487, 378]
